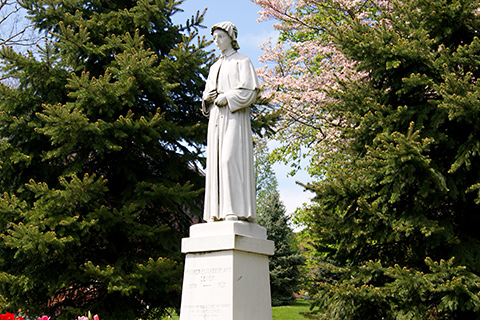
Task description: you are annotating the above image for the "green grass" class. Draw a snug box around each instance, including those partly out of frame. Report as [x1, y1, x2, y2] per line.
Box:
[272, 299, 311, 319]
[160, 299, 312, 319]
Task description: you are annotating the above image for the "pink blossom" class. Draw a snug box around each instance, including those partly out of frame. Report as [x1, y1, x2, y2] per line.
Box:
[77, 317, 89, 320]
[37, 317, 49, 320]
[93, 315, 100, 320]
[253, 0, 377, 172]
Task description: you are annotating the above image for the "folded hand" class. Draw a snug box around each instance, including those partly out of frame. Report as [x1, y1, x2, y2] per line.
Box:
[214, 94, 228, 107]
[203, 90, 217, 104]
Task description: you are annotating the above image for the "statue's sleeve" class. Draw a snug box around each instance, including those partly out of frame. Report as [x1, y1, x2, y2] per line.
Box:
[225, 57, 261, 113]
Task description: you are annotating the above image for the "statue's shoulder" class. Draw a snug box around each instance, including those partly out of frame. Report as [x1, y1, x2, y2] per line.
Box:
[212, 57, 223, 66]
[231, 51, 250, 62]
[230, 52, 255, 69]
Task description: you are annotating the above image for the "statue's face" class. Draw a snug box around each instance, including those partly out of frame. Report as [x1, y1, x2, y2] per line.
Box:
[213, 29, 232, 52]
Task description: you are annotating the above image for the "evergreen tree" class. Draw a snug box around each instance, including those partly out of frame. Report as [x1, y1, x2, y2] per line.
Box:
[257, 191, 304, 306]
[254, 138, 278, 204]
[256, 183, 304, 306]
[255, 139, 304, 306]
[0, 0, 210, 318]
[291, 0, 480, 318]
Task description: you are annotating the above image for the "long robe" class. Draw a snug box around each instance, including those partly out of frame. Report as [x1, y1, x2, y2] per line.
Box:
[202, 50, 260, 222]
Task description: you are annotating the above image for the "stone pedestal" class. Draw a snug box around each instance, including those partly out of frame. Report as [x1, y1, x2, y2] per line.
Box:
[179, 221, 275, 320]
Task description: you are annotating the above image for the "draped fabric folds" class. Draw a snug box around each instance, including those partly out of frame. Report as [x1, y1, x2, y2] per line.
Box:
[202, 50, 260, 222]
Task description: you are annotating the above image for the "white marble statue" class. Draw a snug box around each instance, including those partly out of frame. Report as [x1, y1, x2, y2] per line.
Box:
[202, 21, 261, 222]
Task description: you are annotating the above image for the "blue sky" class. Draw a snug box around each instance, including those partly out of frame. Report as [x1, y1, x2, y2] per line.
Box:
[174, 0, 314, 218]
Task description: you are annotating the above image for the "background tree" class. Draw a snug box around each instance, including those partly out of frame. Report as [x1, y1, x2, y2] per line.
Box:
[0, 0, 37, 47]
[255, 140, 304, 306]
[254, 0, 364, 176]
[254, 138, 278, 204]
[256, 0, 480, 318]
[0, 0, 210, 318]
[257, 191, 305, 307]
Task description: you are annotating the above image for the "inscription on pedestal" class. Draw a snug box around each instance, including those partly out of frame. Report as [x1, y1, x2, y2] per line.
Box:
[185, 267, 232, 290]
[181, 304, 231, 319]
[181, 257, 233, 319]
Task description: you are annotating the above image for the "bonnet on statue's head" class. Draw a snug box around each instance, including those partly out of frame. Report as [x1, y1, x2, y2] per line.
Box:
[211, 21, 240, 50]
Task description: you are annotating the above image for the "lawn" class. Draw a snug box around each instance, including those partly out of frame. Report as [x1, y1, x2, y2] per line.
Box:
[272, 299, 312, 319]
[160, 299, 312, 319]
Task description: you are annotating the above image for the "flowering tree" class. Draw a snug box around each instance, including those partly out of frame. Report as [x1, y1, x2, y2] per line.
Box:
[255, 0, 480, 318]
[254, 0, 371, 175]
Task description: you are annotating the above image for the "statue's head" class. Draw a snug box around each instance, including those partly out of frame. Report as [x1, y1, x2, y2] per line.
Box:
[211, 21, 240, 50]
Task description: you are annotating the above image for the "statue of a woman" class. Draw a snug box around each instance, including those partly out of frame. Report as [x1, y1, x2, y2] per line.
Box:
[202, 21, 261, 222]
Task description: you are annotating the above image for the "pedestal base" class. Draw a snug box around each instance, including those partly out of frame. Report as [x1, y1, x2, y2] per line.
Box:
[179, 221, 274, 320]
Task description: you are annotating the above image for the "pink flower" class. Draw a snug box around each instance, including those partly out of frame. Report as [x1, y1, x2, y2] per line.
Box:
[93, 316, 100, 320]
[77, 317, 89, 320]
[38, 317, 49, 320]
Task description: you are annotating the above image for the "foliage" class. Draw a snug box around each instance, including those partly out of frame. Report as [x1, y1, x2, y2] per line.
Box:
[256, 0, 480, 318]
[254, 0, 368, 175]
[257, 191, 305, 306]
[0, 0, 211, 319]
[254, 137, 278, 204]
[255, 138, 304, 306]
